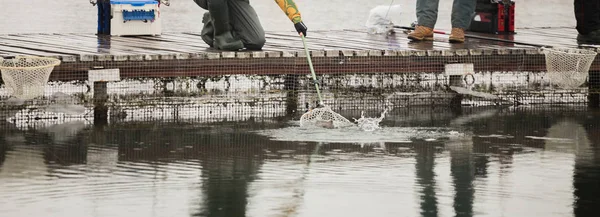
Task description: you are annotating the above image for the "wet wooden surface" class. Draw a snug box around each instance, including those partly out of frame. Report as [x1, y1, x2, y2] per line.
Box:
[0, 27, 598, 82]
[0, 27, 583, 58]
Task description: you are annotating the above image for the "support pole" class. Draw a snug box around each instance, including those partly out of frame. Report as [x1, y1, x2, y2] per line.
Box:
[285, 74, 299, 116]
[589, 70, 600, 108]
[94, 81, 108, 126]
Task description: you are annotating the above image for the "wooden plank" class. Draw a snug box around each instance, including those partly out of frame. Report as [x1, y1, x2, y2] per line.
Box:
[308, 30, 454, 50]
[0, 43, 75, 57]
[0, 28, 585, 63]
[139, 33, 215, 51]
[74, 34, 210, 54]
[14, 34, 124, 55]
[0, 45, 63, 57]
[57, 34, 165, 56]
[265, 36, 368, 51]
[268, 31, 395, 50]
[0, 34, 102, 55]
[68, 34, 187, 55]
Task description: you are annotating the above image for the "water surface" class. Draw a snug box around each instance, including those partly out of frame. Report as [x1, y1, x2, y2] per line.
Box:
[1, 106, 599, 217]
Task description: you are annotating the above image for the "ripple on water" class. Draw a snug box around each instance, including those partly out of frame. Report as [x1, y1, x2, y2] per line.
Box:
[254, 123, 465, 144]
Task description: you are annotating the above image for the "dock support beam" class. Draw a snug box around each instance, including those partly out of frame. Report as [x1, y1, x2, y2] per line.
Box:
[94, 81, 108, 126]
[285, 74, 299, 116]
[449, 75, 464, 108]
[589, 70, 599, 108]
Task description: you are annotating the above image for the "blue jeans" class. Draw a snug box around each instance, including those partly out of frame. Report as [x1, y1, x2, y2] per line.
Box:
[416, 0, 476, 29]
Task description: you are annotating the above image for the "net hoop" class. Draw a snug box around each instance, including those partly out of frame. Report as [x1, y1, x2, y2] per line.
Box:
[0, 56, 61, 99]
[541, 47, 597, 89]
[299, 106, 354, 128]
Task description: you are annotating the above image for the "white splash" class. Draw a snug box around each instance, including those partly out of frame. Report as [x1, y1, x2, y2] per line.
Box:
[366, 4, 401, 34]
[353, 109, 388, 132]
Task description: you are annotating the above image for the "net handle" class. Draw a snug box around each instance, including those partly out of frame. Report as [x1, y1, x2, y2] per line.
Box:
[0, 56, 61, 70]
[300, 34, 324, 106]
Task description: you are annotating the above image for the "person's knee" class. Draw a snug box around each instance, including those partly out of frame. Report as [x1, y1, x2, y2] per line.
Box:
[193, 0, 208, 9]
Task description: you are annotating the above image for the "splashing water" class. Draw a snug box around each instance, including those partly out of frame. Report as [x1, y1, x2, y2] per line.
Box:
[353, 109, 388, 132]
[255, 123, 464, 144]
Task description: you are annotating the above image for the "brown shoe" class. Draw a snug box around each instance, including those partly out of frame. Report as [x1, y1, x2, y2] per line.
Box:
[408, 25, 434, 41]
[449, 28, 465, 43]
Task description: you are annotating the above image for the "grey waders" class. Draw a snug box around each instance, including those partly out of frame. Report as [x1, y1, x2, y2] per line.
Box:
[207, 0, 244, 50]
[194, 0, 266, 50]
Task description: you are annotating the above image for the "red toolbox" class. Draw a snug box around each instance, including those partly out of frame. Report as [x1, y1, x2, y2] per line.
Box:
[468, 0, 515, 34]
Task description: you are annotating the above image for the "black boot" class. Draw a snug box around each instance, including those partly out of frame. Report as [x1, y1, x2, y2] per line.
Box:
[207, 0, 243, 51]
[201, 12, 214, 47]
[577, 29, 600, 45]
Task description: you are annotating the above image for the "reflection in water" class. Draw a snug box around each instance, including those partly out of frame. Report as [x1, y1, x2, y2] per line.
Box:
[194, 134, 264, 217]
[0, 107, 598, 217]
[575, 117, 600, 217]
[415, 143, 440, 217]
[449, 139, 474, 217]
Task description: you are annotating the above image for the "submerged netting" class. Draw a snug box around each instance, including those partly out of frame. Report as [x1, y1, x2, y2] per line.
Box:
[0, 56, 60, 99]
[542, 47, 597, 89]
[299, 106, 354, 128]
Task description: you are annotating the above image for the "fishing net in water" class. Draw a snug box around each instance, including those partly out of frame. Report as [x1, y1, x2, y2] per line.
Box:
[0, 56, 61, 99]
[299, 106, 353, 128]
[542, 47, 597, 89]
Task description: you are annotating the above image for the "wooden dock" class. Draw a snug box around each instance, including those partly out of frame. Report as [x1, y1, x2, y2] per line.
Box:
[1, 27, 597, 82]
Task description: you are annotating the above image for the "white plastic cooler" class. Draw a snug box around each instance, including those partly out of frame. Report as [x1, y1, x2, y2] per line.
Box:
[107, 0, 162, 36]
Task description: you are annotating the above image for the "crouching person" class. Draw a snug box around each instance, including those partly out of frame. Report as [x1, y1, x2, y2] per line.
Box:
[192, 0, 308, 51]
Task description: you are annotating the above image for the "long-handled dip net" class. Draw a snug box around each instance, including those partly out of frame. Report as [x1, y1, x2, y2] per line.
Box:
[298, 35, 354, 128]
[0, 56, 61, 99]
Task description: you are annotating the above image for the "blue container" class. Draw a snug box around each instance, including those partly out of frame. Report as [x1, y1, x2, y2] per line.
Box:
[97, 0, 159, 35]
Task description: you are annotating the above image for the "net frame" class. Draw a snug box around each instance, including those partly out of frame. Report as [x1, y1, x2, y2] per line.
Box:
[299, 106, 354, 128]
[542, 47, 598, 89]
[0, 56, 61, 100]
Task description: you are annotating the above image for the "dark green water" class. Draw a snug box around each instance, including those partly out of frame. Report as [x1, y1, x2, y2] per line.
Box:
[0, 106, 598, 217]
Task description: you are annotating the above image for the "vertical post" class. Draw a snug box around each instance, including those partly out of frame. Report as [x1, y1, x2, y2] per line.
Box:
[97, 0, 111, 35]
[589, 70, 599, 108]
[449, 75, 464, 108]
[94, 81, 108, 126]
[285, 74, 299, 116]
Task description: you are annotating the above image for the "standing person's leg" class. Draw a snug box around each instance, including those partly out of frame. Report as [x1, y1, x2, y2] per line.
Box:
[228, 0, 266, 50]
[575, 0, 600, 44]
[408, 0, 440, 41]
[449, 0, 476, 43]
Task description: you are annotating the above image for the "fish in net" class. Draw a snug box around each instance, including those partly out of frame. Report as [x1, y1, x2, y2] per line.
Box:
[299, 106, 354, 129]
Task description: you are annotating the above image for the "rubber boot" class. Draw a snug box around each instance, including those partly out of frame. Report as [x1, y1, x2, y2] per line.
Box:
[207, 0, 244, 51]
[577, 29, 600, 45]
[201, 12, 215, 47]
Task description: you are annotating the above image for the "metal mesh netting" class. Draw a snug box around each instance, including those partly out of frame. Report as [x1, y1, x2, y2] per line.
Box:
[299, 106, 353, 128]
[542, 47, 598, 89]
[0, 56, 61, 99]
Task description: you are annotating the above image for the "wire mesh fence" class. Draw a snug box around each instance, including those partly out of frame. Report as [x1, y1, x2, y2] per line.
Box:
[1, 47, 599, 128]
